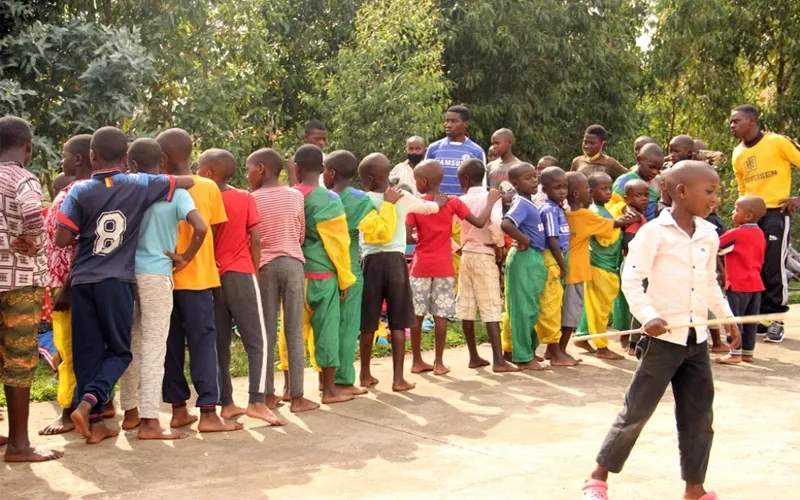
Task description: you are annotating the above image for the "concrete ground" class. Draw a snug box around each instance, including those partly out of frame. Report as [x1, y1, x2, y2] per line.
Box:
[2, 312, 800, 500]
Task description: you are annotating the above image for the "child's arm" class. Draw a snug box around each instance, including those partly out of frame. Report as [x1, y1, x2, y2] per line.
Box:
[174, 176, 195, 191]
[250, 228, 260, 273]
[401, 193, 441, 215]
[359, 189, 401, 245]
[541, 206, 566, 276]
[620, 224, 667, 334]
[165, 210, 208, 272]
[406, 223, 417, 245]
[462, 189, 502, 228]
[546, 237, 566, 277]
[500, 219, 531, 250]
[316, 201, 356, 291]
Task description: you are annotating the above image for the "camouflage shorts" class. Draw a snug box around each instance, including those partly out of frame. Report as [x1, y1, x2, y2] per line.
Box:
[0, 286, 44, 387]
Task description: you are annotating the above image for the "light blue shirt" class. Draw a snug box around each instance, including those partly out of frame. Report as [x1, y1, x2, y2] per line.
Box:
[135, 188, 196, 275]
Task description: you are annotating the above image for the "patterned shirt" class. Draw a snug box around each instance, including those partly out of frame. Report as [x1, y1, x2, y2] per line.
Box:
[389, 160, 419, 197]
[45, 182, 78, 288]
[0, 161, 47, 291]
[252, 185, 305, 267]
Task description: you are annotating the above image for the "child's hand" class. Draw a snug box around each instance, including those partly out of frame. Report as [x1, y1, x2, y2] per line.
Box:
[53, 286, 72, 312]
[12, 235, 39, 256]
[487, 188, 502, 205]
[383, 187, 404, 204]
[615, 212, 639, 227]
[515, 235, 531, 251]
[642, 317, 669, 336]
[433, 192, 448, 208]
[493, 245, 505, 264]
[165, 250, 190, 273]
[340, 288, 349, 302]
[558, 265, 566, 279]
[624, 206, 644, 220]
[725, 323, 742, 350]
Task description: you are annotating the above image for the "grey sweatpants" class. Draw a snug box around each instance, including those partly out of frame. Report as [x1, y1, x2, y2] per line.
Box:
[214, 271, 269, 405]
[259, 257, 305, 398]
[119, 273, 174, 419]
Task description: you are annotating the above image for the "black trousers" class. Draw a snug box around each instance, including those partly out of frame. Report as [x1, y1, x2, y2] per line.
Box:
[726, 290, 760, 356]
[597, 332, 714, 484]
[758, 209, 790, 314]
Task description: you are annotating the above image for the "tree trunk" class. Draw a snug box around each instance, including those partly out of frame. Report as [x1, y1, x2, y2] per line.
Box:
[103, 0, 112, 25]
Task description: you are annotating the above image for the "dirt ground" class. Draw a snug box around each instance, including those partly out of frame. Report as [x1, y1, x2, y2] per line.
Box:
[2, 310, 799, 500]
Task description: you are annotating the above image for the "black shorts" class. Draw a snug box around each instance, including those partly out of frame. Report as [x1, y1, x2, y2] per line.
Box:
[361, 252, 415, 332]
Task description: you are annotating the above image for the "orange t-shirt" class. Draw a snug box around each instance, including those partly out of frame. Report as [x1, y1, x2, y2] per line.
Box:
[565, 208, 615, 285]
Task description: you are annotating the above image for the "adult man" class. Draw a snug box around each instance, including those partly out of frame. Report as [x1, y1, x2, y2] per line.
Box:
[425, 105, 486, 194]
[390, 136, 426, 197]
[730, 104, 800, 342]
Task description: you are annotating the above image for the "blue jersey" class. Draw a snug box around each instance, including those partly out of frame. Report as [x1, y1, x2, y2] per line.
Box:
[503, 195, 546, 251]
[57, 169, 176, 285]
[540, 199, 570, 254]
[425, 137, 486, 194]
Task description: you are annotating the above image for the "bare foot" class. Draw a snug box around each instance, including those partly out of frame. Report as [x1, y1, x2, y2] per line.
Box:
[492, 361, 520, 373]
[220, 404, 247, 420]
[502, 351, 513, 362]
[290, 397, 320, 413]
[0, 435, 7, 447]
[742, 355, 754, 363]
[595, 348, 624, 360]
[4, 444, 63, 462]
[337, 384, 369, 396]
[359, 375, 379, 387]
[70, 401, 92, 439]
[264, 394, 283, 409]
[710, 344, 730, 354]
[246, 402, 287, 426]
[392, 379, 416, 392]
[122, 408, 141, 430]
[198, 413, 244, 433]
[102, 402, 116, 419]
[321, 387, 355, 405]
[573, 340, 596, 353]
[433, 362, 451, 376]
[715, 354, 742, 364]
[39, 411, 75, 435]
[468, 357, 490, 369]
[137, 419, 189, 440]
[627, 347, 636, 356]
[518, 360, 550, 371]
[548, 349, 580, 367]
[170, 406, 198, 429]
[411, 360, 434, 374]
[86, 421, 119, 444]
[281, 388, 291, 402]
[620, 336, 630, 350]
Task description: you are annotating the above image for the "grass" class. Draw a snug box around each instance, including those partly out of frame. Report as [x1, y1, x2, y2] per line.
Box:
[0, 321, 489, 407]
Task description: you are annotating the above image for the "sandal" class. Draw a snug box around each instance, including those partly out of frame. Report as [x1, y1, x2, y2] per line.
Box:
[583, 479, 609, 500]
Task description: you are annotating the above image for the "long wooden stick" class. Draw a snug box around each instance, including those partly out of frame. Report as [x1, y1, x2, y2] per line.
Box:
[575, 313, 787, 343]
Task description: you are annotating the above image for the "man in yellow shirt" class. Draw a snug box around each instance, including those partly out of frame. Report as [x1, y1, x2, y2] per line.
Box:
[730, 104, 800, 342]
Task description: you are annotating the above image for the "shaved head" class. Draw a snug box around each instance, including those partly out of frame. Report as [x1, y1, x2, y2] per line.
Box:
[539, 166, 566, 187]
[491, 128, 514, 142]
[638, 142, 664, 161]
[406, 135, 425, 147]
[669, 134, 695, 152]
[156, 128, 193, 171]
[128, 138, 163, 174]
[53, 173, 73, 194]
[91, 126, 128, 165]
[587, 171, 612, 189]
[359, 153, 392, 178]
[325, 150, 359, 179]
[248, 148, 283, 176]
[413, 160, 444, 184]
[694, 139, 708, 151]
[624, 178, 649, 196]
[198, 148, 237, 182]
[737, 195, 767, 220]
[665, 160, 718, 195]
[508, 162, 536, 184]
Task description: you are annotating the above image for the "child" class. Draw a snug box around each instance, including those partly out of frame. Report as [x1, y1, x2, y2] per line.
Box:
[358, 153, 442, 391]
[486, 128, 521, 191]
[0, 116, 61, 461]
[583, 161, 740, 500]
[118, 138, 206, 440]
[156, 128, 242, 433]
[40, 134, 93, 437]
[612, 143, 663, 221]
[197, 148, 285, 426]
[536, 167, 578, 366]
[561, 172, 634, 360]
[716, 195, 767, 364]
[570, 125, 628, 181]
[499, 163, 548, 371]
[456, 159, 516, 372]
[632, 136, 655, 157]
[55, 126, 194, 444]
[532, 156, 563, 209]
[407, 160, 500, 375]
[248, 148, 319, 413]
[287, 119, 328, 186]
[293, 144, 356, 404]
[321, 150, 401, 394]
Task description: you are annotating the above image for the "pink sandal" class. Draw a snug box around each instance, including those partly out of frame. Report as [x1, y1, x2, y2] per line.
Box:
[698, 493, 719, 500]
[583, 479, 609, 500]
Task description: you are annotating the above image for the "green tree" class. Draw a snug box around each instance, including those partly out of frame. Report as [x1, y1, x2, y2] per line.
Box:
[322, 0, 449, 160]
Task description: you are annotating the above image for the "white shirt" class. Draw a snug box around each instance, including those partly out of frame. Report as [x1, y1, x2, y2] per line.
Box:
[621, 209, 733, 346]
[389, 161, 419, 197]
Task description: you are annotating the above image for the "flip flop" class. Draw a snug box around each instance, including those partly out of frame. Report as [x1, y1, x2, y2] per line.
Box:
[698, 493, 719, 500]
[583, 479, 609, 500]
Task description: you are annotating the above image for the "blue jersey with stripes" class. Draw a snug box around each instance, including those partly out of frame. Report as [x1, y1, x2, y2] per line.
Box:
[503, 195, 546, 251]
[540, 199, 571, 254]
[425, 137, 486, 194]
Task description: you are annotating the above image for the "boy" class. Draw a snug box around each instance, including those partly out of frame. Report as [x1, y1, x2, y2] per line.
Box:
[499, 163, 548, 371]
[287, 119, 328, 186]
[532, 156, 561, 208]
[612, 143, 663, 220]
[322, 150, 401, 394]
[248, 148, 319, 413]
[425, 105, 486, 194]
[40, 134, 93, 437]
[197, 149, 285, 426]
[633, 136, 655, 157]
[407, 160, 500, 375]
[536, 167, 578, 366]
[583, 161, 740, 500]
[570, 125, 628, 181]
[293, 144, 357, 404]
[359, 153, 442, 391]
[390, 135, 426, 197]
[118, 138, 206, 439]
[156, 128, 242, 433]
[55, 126, 194, 444]
[716, 195, 767, 364]
[0, 116, 61, 461]
[574, 173, 629, 358]
[486, 128, 521, 191]
[456, 159, 517, 372]
[562, 172, 634, 360]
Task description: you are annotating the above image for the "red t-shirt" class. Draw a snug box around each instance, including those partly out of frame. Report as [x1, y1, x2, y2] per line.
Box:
[214, 188, 259, 276]
[406, 196, 471, 278]
[719, 224, 766, 293]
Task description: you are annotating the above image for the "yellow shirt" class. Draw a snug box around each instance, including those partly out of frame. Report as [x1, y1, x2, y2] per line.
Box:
[733, 132, 800, 208]
[173, 176, 228, 290]
[565, 208, 615, 285]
